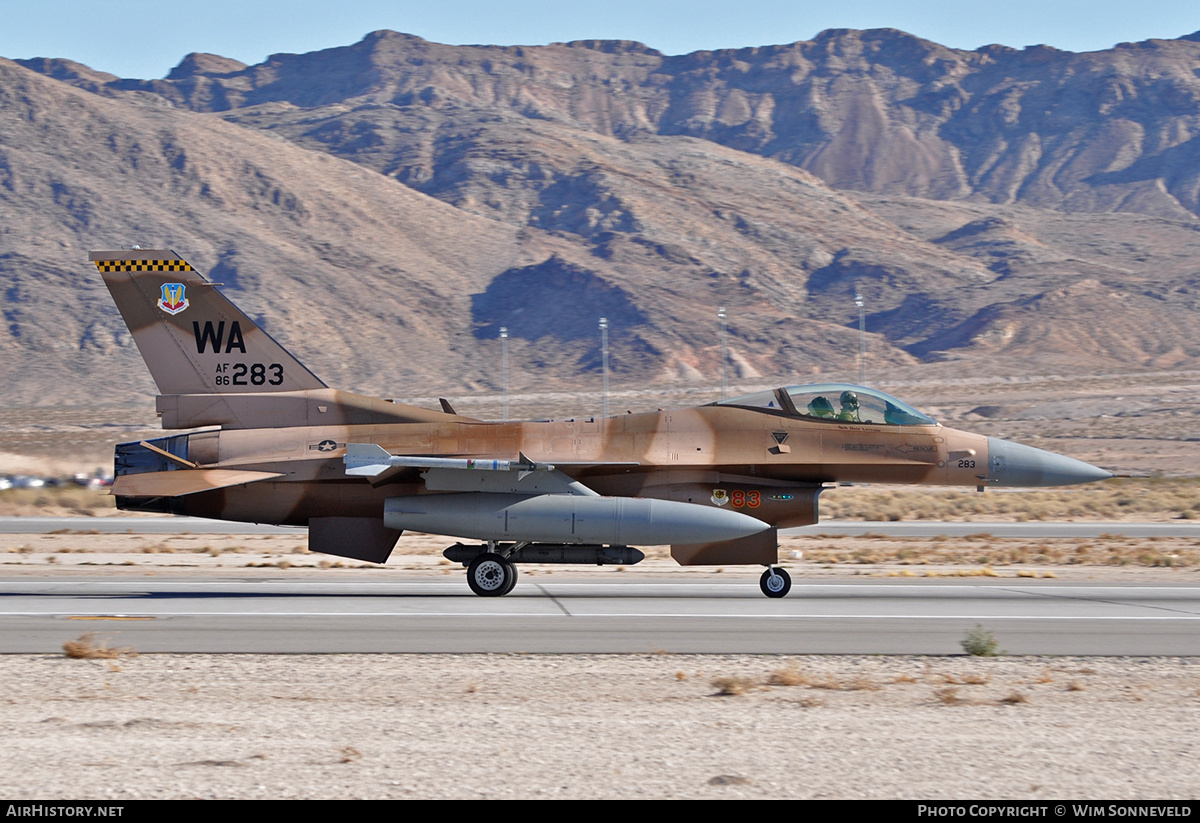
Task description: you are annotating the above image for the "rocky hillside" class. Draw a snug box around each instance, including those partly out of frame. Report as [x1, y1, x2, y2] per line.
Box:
[5, 28, 1200, 407]
[36, 28, 1200, 222]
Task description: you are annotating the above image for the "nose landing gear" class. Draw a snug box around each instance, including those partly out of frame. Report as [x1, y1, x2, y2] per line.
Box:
[760, 566, 791, 598]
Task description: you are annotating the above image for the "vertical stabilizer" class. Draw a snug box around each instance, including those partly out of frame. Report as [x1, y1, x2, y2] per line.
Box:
[94, 249, 326, 396]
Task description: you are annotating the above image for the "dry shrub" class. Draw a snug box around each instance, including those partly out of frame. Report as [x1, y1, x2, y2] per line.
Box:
[1001, 691, 1029, 704]
[962, 672, 992, 686]
[712, 676, 758, 696]
[767, 667, 809, 687]
[935, 687, 960, 705]
[62, 633, 137, 660]
[1066, 680, 1086, 692]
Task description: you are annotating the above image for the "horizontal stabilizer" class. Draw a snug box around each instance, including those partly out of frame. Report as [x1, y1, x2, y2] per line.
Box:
[111, 469, 285, 498]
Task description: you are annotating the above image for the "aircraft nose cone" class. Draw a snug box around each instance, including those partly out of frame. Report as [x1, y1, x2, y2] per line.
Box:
[987, 437, 1112, 487]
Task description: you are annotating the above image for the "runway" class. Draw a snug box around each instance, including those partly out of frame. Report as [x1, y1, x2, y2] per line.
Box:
[3, 577, 1198, 655]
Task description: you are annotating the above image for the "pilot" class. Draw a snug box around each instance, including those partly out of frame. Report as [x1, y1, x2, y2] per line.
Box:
[837, 390, 862, 422]
[807, 396, 835, 419]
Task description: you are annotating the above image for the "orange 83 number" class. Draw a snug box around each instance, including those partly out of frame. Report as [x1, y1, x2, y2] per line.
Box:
[730, 490, 761, 508]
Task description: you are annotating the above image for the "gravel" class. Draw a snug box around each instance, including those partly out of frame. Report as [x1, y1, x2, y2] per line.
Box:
[1, 653, 1197, 799]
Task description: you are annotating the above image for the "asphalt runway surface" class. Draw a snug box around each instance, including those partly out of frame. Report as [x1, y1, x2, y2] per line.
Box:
[4, 576, 1199, 655]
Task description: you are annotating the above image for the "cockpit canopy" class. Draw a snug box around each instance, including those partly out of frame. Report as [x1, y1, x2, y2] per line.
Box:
[710, 383, 937, 426]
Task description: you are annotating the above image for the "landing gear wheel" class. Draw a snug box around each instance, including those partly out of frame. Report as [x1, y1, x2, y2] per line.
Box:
[467, 554, 514, 597]
[760, 567, 791, 598]
[500, 560, 519, 595]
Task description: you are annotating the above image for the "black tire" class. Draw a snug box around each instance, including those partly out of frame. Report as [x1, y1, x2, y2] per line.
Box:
[467, 554, 513, 597]
[500, 559, 519, 595]
[759, 567, 791, 598]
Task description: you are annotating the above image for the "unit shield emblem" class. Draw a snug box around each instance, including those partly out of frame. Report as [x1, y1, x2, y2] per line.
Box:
[711, 489, 729, 506]
[157, 283, 189, 315]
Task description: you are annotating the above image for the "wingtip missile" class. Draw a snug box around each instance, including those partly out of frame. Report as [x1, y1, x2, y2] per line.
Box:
[343, 443, 555, 477]
[343, 443, 395, 477]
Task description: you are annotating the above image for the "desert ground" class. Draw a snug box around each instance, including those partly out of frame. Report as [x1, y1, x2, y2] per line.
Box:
[1, 650, 1198, 800]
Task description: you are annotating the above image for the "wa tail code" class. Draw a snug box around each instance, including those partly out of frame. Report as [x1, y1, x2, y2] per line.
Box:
[193, 320, 246, 354]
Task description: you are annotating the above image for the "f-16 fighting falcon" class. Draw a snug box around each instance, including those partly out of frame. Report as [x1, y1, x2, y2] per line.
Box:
[95, 249, 1111, 597]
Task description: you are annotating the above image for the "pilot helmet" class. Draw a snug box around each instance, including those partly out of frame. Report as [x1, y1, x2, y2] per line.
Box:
[840, 390, 859, 408]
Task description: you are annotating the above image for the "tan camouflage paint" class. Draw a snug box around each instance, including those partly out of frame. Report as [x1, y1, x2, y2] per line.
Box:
[96, 250, 991, 567]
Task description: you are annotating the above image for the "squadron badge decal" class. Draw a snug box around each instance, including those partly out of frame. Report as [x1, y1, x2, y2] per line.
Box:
[157, 283, 189, 315]
[711, 489, 729, 506]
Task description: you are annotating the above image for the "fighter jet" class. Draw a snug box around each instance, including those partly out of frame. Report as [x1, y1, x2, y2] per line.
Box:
[95, 249, 1112, 597]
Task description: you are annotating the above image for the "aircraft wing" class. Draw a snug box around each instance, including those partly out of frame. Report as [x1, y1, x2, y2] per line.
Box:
[111, 469, 286, 498]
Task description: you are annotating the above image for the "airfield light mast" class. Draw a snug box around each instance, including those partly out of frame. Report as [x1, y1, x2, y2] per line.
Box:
[500, 326, 509, 421]
[599, 316, 610, 418]
[718, 306, 727, 399]
[854, 287, 866, 386]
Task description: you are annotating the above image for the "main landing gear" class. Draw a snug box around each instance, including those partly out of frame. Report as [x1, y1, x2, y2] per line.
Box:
[760, 566, 791, 598]
[455, 542, 791, 599]
[466, 552, 518, 597]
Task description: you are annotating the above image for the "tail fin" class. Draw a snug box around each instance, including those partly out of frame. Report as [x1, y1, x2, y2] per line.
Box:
[94, 249, 326, 395]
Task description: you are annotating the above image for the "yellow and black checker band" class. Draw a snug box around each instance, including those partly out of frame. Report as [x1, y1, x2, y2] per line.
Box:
[94, 260, 193, 273]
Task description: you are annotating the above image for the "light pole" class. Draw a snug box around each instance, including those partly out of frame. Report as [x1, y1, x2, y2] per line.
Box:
[599, 316, 609, 418]
[854, 287, 866, 386]
[499, 326, 509, 421]
[718, 306, 727, 399]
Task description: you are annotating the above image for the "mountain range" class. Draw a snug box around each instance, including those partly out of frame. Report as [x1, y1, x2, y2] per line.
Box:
[5, 27, 1200, 405]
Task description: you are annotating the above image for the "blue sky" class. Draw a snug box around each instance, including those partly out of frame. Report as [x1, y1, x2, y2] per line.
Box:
[3, 0, 1199, 79]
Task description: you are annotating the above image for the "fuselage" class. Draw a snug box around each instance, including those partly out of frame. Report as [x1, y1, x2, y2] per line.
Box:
[116, 397, 1034, 528]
